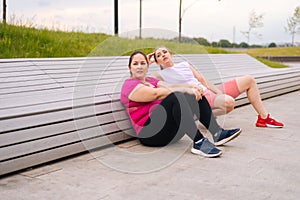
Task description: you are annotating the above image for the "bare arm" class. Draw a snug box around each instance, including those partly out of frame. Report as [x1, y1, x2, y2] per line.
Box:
[151, 72, 203, 93]
[129, 83, 172, 102]
[129, 81, 202, 102]
[158, 81, 202, 100]
[189, 65, 222, 94]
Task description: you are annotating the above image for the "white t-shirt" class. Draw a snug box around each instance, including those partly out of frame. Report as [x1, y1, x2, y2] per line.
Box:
[157, 62, 207, 91]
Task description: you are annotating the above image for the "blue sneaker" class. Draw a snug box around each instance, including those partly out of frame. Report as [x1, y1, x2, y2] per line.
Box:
[191, 138, 222, 158]
[213, 128, 242, 146]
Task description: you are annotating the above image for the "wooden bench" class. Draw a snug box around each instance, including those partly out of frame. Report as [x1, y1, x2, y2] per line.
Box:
[1, 54, 300, 176]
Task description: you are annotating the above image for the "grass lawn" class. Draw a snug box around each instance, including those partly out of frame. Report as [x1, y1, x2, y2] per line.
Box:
[0, 23, 298, 69]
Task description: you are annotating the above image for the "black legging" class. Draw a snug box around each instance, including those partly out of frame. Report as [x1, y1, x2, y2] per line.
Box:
[184, 92, 220, 134]
[138, 92, 220, 147]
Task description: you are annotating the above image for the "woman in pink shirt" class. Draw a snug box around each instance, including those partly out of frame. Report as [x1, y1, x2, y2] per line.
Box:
[120, 51, 241, 158]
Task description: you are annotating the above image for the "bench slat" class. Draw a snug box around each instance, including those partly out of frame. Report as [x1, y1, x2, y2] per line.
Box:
[1, 54, 299, 176]
[0, 132, 132, 175]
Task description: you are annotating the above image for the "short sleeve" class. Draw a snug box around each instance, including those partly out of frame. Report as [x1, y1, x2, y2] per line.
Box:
[120, 79, 140, 105]
[146, 77, 160, 87]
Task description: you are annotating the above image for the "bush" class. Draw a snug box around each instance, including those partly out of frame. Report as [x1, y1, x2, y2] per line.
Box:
[193, 37, 210, 46]
[268, 42, 277, 48]
[239, 42, 249, 48]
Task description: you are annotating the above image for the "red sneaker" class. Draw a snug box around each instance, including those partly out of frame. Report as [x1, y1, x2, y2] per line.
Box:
[256, 114, 284, 128]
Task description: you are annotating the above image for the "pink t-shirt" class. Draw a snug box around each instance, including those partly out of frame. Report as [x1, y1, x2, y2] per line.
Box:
[120, 77, 162, 135]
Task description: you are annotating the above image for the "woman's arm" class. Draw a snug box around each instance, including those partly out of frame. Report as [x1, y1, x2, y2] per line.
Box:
[151, 72, 203, 93]
[158, 81, 202, 100]
[128, 83, 172, 102]
[189, 65, 223, 94]
[129, 81, 202, 102]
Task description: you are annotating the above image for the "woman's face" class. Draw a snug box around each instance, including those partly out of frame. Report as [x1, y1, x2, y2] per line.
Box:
[154, 47, 173, 68]
[129, 53, 149, 80]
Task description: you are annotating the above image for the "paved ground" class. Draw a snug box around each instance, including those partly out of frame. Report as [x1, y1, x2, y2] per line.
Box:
[0, 91, 299, 200]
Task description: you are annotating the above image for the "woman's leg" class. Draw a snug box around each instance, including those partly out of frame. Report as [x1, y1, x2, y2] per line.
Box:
[211, 76, 265, 116]
[204, 89, 235, 116]
[182, 93, 220, 133]
[138, 92, 203, 147]
[139, 92, 222, 157]
[213, 94, 235, 116]
[222, 76, 283, 127]
[183, 94, 241, 144]
[195, 96, 221, 134]
[235, 75, 268, 118]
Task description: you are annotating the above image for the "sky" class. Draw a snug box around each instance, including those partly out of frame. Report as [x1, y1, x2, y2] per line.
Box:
[1, 0, 299, 45]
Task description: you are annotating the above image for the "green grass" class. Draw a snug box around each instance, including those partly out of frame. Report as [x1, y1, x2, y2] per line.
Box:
[228, 47, 300, 68]
[238, 47, 300, 57]
[0, 23, 110, 58]
[0, 23, 228, 58]
[256, 58, 290, 68]
[0, 23, 296, 69]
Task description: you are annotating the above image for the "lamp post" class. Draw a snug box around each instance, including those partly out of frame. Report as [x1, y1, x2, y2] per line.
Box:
[139, 0, 142, 39]
[3, 0, 7, 24]
[114, 0, 118, 35]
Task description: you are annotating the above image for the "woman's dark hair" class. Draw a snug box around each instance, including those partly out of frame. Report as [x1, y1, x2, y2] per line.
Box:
[128, 51, 149, 67]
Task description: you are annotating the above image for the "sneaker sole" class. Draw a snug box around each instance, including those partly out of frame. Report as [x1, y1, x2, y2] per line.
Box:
[191, 148, 222, 158]
[256, 123, 284, 128]
[214, 129, 242, 146]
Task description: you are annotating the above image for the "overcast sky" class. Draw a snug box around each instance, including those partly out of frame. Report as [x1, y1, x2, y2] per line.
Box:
[1, 0, 299, 44]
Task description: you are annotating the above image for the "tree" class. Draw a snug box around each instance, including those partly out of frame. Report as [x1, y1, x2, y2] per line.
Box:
[193, 37, 211, 46]
[179, 0, 182, 42]
[218, 39, 232, 48]
[179, 0, 221, 43]
[241, 9, 264, 44]
[211, 42, 218, 47]
[268, 42, 277, 48]
[285, 6, 300, 46]
[179, 0, 199, 42]
[239, 42, 249, 48]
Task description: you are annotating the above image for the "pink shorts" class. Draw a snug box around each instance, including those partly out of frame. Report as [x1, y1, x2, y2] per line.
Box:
[204, 79, 240, 108]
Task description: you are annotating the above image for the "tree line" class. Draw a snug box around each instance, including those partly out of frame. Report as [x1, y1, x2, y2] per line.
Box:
[171, 6, 300, 48]
[173, 36, 279, 48]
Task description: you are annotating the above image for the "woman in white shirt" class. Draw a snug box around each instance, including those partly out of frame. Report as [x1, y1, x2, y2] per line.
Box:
[148, 46, 284, 128]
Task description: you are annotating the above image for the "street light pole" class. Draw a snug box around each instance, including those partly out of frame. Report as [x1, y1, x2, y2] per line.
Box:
[139, 0, 142, 39]
[3, 0, 7, 24]
[114, 0, 118, 35]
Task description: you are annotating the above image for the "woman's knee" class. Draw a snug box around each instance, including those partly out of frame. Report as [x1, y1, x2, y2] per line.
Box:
[243, 75, 256, 86]
[215, 94, 235, 113]
[224, 96, 235, 113]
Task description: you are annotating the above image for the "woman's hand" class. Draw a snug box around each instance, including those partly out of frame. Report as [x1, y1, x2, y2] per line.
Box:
[147, 52, 155, 64]
[186, 87, 202, 100]
[189, 84, 204, 97]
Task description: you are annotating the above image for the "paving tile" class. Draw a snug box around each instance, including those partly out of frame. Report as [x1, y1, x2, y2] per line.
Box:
[0, 91, 299, 200]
